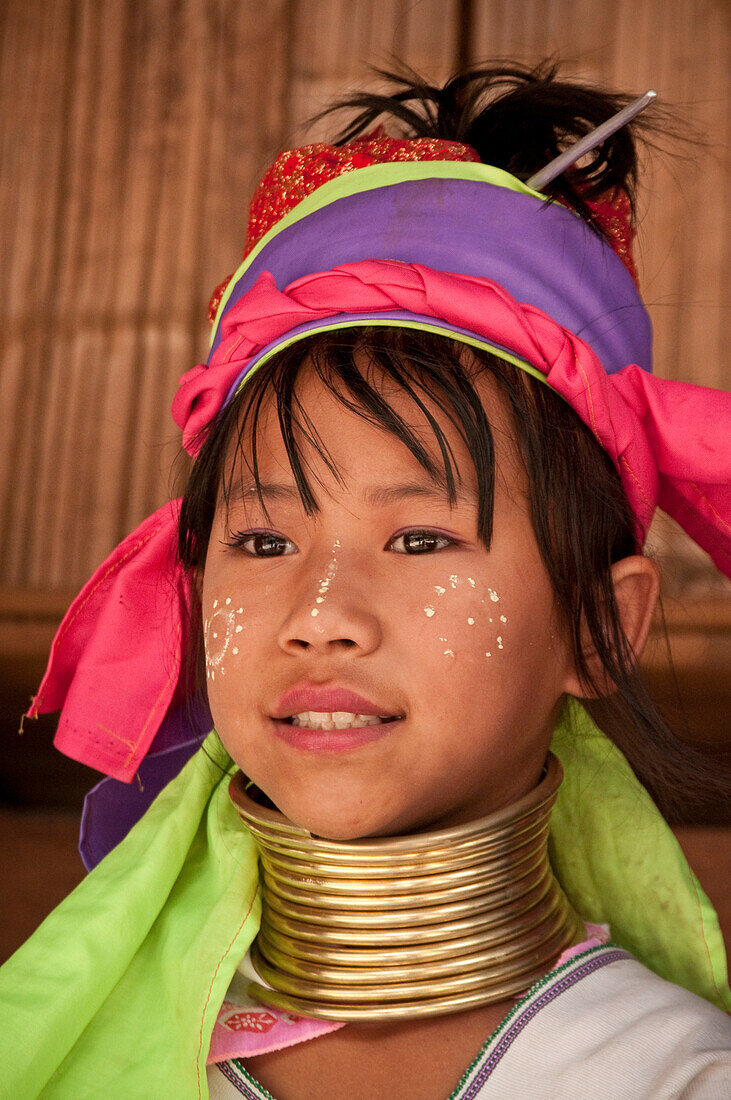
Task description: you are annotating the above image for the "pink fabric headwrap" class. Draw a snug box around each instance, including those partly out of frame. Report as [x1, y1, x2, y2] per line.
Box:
[31, 260, 731, 780]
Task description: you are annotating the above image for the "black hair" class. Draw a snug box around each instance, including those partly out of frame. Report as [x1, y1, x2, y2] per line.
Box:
[313, 58, 659, 230]
[178, 60, 722, 822]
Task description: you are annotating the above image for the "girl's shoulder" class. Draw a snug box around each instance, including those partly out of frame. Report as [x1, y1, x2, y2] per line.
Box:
[468, 946, 731, 1098]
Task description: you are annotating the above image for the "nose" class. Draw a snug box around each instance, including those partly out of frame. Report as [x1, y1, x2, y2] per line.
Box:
[277, 568, 382, 658]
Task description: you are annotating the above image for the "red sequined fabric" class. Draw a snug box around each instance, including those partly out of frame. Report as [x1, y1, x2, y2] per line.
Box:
[207, 135, 637, 323]
[207, 276, 233, 326]
[207, 135, 480, 324]
[584, 188, 638, 286]
[245, 134, 482, 255]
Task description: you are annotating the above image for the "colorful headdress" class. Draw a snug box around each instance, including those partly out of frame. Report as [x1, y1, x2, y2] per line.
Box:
[29, 123, 731, 794]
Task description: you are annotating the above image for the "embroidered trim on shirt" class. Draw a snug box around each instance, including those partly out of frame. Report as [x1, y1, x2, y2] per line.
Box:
[217, 1057, 275, 1100]
[450, 944, 631, 1098]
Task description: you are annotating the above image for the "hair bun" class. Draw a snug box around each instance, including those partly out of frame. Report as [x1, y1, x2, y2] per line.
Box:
[321, 59, 647, 244]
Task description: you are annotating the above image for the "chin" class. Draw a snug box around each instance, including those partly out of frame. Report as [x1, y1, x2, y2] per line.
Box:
[269, 793, 396, 841]
[286, 808, 385, 841]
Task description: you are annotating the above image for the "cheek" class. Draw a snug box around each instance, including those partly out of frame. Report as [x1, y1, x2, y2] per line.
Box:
[414, 573, 511, 664]
[200, 580, 277, 740]
[202, 596, 247, 682]
[201, 597, 257, 756]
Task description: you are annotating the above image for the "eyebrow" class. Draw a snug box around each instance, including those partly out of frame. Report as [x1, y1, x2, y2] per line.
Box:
[237, 479, 477, 508]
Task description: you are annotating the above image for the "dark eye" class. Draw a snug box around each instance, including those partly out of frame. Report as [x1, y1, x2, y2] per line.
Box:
[389, 530, 454, 554]
[229, 532, 297, 557]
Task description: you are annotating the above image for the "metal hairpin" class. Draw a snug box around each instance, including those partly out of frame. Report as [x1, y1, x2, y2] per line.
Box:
[526, 89, 657, 191]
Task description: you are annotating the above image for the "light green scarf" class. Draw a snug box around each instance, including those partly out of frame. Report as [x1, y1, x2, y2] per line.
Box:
[0, 698, 727, 1098]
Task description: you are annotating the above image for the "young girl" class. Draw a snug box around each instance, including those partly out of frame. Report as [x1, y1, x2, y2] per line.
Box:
[2, 62, 730, 1098]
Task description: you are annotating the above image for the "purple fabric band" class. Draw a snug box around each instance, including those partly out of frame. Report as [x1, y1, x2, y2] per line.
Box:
[79, 695, 212, 869]
[209, 179, 652, 376]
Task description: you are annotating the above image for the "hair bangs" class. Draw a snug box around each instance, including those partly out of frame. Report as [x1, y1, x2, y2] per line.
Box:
[209, 328, 498, 547]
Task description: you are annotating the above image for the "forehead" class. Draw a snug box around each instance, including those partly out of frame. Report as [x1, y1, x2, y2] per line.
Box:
[230, 348, 524, 493]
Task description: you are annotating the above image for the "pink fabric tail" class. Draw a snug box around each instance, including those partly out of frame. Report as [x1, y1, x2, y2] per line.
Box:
[28, 500, 190, 782]
[610, 366, 731, 578]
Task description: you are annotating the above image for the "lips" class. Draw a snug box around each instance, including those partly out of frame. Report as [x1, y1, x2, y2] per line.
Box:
[272, 684, 401, 721]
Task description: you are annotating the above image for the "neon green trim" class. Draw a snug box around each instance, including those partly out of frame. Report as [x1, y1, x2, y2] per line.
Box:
[231, 319, 548, 401]
[209, 161, 552, 347]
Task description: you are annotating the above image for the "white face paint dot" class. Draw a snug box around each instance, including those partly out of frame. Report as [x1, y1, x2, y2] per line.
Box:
[439, 636, 447, 642]
[235, 624, 243, 633]
[485, 652, 491, 658]
[424, 606, 435, 618]
[236, 607, 243, 613]
[213, 599, 218, 609]
[311, 608, 319, 617]
[316, 596, 324, 603]
[467, 577, 476, 588]
[232, 647, 239, 655]
[434, 585, 446, 595]
[449, 574, 459, 588]
[443, 648, 455, 657]
[500, 614, 507, 623]
[212, 632, 218, 639]
[467, 617, 475, 626]
[488, 589, 499, 602]
[225, 597, 231, 605]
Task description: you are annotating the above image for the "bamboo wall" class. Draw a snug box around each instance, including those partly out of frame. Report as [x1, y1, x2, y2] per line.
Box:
[0, 0, 729, 594]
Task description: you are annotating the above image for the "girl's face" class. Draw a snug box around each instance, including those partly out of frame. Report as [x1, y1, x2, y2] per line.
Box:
[202, 358, 576, 839]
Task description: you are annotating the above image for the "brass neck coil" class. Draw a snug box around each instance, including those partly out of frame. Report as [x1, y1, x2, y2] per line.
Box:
[229, 754, 584, 1021]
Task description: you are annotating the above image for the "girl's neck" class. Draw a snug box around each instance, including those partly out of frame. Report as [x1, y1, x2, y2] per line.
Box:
[229, 753, 585, 1022]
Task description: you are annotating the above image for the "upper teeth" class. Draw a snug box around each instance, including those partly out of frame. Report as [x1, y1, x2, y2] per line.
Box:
[289, 711, 387, 730]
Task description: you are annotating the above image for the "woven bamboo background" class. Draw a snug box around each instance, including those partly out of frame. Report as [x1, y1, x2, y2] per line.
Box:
[0, 0, 729, 594]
